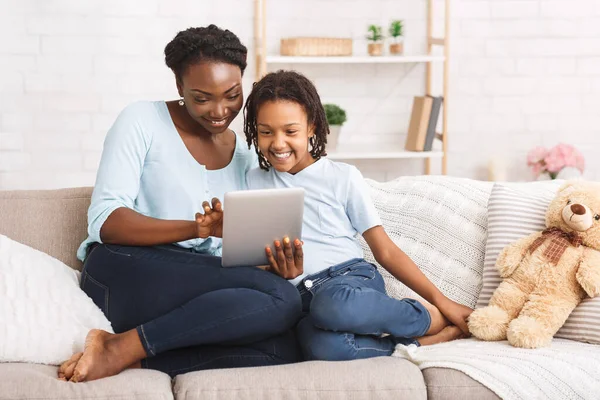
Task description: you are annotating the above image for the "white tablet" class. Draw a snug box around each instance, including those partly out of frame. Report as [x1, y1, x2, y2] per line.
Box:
[221, 187, 305, 268]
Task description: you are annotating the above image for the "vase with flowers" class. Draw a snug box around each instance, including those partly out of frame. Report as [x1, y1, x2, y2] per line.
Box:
[527, 143, 585, 180]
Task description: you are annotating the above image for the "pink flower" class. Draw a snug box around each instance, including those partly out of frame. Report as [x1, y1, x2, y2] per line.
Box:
[527, 146, 548, 167]
[575, 152, 585, 172]
[526, 143, 585, 179]
[544, 143, 585, 174]
[544, 149, 565, 173]
[531, 163, 543, 176]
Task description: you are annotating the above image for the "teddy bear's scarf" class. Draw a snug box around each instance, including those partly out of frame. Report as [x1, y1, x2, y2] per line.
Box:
[528, 227, 583, 264]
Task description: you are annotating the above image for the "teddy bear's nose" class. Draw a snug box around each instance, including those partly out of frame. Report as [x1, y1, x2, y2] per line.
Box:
[570, 204, 586, 215]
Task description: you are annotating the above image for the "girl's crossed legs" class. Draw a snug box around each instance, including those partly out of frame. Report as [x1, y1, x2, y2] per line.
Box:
[296, 259, 463, 361]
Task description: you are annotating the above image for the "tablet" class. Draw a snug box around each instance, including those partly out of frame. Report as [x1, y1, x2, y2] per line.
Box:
[221, 187, 305, 267]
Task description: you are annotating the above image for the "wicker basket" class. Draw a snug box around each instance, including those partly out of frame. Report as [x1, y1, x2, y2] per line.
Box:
[280, 37, 353, 57]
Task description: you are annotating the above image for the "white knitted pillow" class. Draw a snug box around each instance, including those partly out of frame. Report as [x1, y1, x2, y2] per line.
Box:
[0, 234, 113, 365]
[361, 176, 492, 309]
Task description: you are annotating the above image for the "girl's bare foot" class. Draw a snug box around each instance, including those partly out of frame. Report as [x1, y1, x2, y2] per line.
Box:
[414, 299, 450, 335]
[69, 329, 146, 382]
[417, 325, 466, 346]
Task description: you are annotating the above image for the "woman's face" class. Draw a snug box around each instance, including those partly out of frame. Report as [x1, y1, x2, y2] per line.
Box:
[177, 62, 243, 135]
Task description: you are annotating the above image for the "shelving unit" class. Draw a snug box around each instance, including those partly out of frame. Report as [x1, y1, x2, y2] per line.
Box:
[254, 0, 450, 174]
[327, 147, 444, 161]
[266, 55, 446, 64]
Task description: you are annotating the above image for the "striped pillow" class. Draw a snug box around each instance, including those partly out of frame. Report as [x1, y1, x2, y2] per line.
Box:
[477, 182, 600, 344]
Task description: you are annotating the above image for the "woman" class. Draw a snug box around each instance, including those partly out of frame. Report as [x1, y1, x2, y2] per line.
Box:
[58, 25, 303, 382]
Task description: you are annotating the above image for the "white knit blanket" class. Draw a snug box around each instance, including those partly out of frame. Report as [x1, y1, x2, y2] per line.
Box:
[393, 338, 600, 400]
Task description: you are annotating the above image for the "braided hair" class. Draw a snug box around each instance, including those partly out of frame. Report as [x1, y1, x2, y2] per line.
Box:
[244, 70, 329, 170]
[164, 25, 247, 79]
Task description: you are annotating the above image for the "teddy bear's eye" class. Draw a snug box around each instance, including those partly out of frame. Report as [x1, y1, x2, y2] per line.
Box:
[567, 199, 572, 205]
[595, 215, 600, 221]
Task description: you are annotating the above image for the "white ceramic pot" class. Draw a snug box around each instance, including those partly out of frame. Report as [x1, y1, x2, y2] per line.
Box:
[328, 125, 342, 150]
[536, 172, 552, 181]
[556, 166, 583, 180]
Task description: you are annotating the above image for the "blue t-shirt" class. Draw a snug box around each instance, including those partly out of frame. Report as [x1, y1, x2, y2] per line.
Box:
[246, 158, 382, 285]
[77, 101, 257, 261]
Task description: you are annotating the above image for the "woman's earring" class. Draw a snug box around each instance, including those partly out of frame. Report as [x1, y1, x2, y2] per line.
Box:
[178, 99, 184, 106]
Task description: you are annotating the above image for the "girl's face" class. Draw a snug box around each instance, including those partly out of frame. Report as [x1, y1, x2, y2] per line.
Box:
[256, 100, 316, 174]
[177, 61, 243, 135]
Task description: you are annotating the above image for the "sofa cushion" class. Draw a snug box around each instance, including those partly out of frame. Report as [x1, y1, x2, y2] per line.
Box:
[0, 363, 173, 400]
[173, 357, 426, 400]
[0, 187, 92, 271]
[477, 182, 600, 344]
[422, 368, 500, 400]
[361, 176, 492, 309]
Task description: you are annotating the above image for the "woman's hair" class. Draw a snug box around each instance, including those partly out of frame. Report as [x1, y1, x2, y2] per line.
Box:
[164, 25, 247, 79]
[244, 70, 329, 170]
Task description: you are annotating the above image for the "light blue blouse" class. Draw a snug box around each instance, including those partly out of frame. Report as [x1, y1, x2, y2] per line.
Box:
[77, 101, 257, 261]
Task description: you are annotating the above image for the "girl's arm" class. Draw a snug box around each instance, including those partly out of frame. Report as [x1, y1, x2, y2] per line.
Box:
[363, 226, 445, 305]
[363, 225, 473, 334]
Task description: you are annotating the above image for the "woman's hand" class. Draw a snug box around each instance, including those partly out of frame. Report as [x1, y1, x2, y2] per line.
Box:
[264, 237, 304, 280]
[437, 298, 473, 335]
[195, 198, 223, 238]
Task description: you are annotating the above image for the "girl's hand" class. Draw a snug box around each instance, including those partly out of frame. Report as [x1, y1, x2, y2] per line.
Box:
[195, 198, 223, 238]
[264, 237, 303, 280]
[437, 298, 473, 335]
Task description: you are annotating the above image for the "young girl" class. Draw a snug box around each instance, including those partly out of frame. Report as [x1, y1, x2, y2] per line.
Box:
[238, 70, 472, 361]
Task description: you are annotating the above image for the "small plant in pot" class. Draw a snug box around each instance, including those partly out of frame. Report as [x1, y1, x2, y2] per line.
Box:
[324, 104, 347, 150]
[366, 24, 384, 56]
[388, 20, 404, 55]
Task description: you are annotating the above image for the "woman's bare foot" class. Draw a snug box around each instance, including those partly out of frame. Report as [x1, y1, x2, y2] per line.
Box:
[68, 329, 146, 382]
[57, 352, 83, 381]
[417, 325, 466, 346]
[58, 354, 141, 381]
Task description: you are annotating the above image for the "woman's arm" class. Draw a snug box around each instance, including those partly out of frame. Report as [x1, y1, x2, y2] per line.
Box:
[88, 103, 199, 247]
[100, 207, 197, 246]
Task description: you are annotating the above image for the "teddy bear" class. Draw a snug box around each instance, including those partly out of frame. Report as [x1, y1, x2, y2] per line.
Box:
[468, 181, 600, 349]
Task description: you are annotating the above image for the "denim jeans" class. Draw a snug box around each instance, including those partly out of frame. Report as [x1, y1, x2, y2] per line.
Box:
[81, 243, 302, 377]
[295, 258, 431, 361]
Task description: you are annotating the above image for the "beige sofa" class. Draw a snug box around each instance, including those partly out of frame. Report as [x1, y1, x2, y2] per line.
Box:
[0, 187, 499, 400]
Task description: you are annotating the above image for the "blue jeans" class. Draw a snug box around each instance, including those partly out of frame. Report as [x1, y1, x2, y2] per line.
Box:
[81, 243, 302, 377]
[296, 258, 431, 361]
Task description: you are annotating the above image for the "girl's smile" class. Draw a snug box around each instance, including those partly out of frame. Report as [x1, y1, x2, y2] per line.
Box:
[256, 100, 316, 174]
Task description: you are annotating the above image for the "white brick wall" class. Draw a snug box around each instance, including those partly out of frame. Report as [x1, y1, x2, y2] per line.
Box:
[0, 0, 599, 189]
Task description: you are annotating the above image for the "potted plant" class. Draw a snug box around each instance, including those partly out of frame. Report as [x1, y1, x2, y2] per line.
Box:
[366, 25, 384, 56]
[324, 104, 347, 150]
[388, 20, 404, 55]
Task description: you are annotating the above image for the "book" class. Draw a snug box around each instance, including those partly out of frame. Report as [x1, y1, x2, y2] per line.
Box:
[405, 96, 433, 152]
[423, 96, 443, 151]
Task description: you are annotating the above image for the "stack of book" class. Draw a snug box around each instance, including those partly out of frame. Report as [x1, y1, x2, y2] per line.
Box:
[404, 95, 443, 152]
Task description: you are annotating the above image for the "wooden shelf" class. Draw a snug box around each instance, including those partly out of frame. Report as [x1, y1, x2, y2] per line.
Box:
[326, 144, 443, 160]
[254, 0, 450, 174]
[266, 55, 445, 64]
